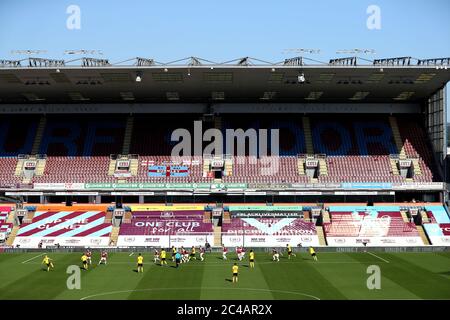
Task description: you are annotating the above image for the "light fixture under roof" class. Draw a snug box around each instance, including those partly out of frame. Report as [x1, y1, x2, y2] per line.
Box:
[120, 92, 135, 101]
[135, 71, 142, 82]
[204, 72, 233, 83]
[316, 73, 335, 84]
[68, 92, 90, 101]
[393, 91, 414, 101]
[261, 91, 276, 100]
[100, 73, 131, 83]
[349, 91, 370, 101]
[305, 92, 323, 100]
[414, 73, 436, 84]
[297, 73, 306, 83]
[22, 93, 45, 101]
[366, 73, 384, 83]
[152, 72, 183, 82]
[268, 72, 284, 83]
[211, 91, 225, 100]
[166, 92, 179, 101]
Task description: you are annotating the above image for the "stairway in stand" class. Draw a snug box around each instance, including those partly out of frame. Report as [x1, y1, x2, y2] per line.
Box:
[321, 210, 331, 223]
[109, 226, 120, 246]
[6, 226, 20, 246]
[31, 116, 47, 155]
[122, 116, 134, 155]
[316, 226, 327, 246]
[416, 225, 430, 245]
[213, 226, 222, 247]
[302, 117, 314, 154]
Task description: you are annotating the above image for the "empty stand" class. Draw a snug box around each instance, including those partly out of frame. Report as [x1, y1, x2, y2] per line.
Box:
[0, 114, 440, 185]
[323, 206, 423, 246]
[13, 210, 112, 247]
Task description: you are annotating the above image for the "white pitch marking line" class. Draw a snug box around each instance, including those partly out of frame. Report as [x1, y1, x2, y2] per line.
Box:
[129, 252, 134, 257]
[21, 252, 47, 264]
[367, 251, 389, 263]
[22, 261, 370, 266]
[80, 287, 320, 301]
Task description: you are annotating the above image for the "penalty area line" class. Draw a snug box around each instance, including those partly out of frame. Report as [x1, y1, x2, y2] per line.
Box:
[367, 251, 389, 263]
[21, 252, 47, 264]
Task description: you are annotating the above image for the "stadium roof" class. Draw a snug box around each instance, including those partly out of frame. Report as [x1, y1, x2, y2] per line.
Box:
[0, 56, 449, 104]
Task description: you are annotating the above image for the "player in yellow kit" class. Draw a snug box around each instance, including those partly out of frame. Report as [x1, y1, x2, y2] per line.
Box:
[249, 250, 255, 268]
[137, 253, 144, 272]
[171, 246, 177, 262]
[42, 255, 54, 272]
[160, 249, 167, 266]
[81, 253, 88, 270]
[190, 246, 197, 261]
[286, 244, 296, 259]
[232, 263, 239, 283]
[309, 246, 318, 261]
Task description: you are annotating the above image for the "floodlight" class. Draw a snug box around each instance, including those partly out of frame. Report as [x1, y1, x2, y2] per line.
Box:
[135, 71, 142, 82]
[298, 73, 305, 83]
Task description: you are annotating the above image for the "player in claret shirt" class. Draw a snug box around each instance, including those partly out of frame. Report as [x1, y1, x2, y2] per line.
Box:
[272, 249, 280, 262]
[199, 246, 205, 262]
[154, 249, 160, 264]
[236, 246, 242, 261]
[222, 246, 228, 260]
[182, 248, 189, 263]
[98, 250, 108, 265]
[86, 249, 92, 265]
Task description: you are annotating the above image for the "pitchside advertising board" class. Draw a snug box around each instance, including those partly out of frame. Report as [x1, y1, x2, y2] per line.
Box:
[30, 182, 444, 191]
[222, 235, 320, 247]
[13, 237, 110, 248]
[326, 236, 425, 246]
[117, 235, 214, 247]
[231, 212, 302, 218]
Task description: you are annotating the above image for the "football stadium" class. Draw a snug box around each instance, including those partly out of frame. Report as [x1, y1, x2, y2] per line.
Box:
[0, 0, 449, 306]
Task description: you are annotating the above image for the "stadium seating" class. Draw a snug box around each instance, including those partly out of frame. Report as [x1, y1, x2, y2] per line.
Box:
[323, 206, 423, 246]
[0, 114, 439, 185]
[0, 206, 13, 239]
[119, 211, 213, 236]
[117, 210, 214, 247]
[422, 205, 450, 245]
[222, 218, 317, 236]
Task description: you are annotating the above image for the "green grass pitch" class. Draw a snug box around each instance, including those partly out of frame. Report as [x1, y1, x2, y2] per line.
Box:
[0, 251, 449, 300]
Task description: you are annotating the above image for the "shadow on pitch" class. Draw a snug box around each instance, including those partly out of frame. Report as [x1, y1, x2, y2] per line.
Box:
[225, 278, 233, 282]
